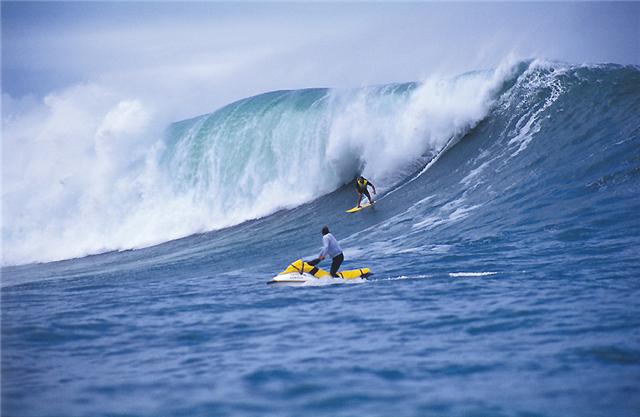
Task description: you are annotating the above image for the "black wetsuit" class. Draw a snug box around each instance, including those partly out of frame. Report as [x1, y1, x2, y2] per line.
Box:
[357, 178, 374, 204]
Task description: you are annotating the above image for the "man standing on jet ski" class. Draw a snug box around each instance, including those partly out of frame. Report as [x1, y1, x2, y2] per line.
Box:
[356, 175, 376, 208]
[308, 226, 343, 277]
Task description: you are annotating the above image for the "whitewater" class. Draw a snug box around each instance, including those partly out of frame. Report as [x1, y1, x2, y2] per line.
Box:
[2, 60, 640, 417]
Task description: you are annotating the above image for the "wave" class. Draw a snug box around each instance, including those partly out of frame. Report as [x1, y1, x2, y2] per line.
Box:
[3, 58, 638, 266]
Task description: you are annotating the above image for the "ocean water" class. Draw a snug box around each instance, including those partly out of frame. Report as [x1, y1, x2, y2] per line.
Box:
[2, 61, 640, 416]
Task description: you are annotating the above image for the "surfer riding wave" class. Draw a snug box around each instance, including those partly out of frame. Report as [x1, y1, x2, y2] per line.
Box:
[355, 176, 376, 208]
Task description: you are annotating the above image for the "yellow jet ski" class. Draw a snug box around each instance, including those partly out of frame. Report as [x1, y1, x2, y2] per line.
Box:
[268, 259, 372, 286]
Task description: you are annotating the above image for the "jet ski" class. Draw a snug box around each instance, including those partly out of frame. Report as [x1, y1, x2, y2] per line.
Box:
[268, 259, 372, 286]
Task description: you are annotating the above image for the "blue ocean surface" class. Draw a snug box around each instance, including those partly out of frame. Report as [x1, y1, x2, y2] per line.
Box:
[2, 61, 640, 416]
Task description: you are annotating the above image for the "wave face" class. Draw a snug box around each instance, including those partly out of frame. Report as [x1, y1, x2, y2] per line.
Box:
[162, 64, 517, 225]
[3, 59, 522, 265]
[349, 62, 640, 280]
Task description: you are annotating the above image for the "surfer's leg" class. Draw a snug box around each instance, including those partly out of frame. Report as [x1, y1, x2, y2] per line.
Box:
[330, 253, 344, 277]
[356, 192, 363, 208]
[364, 190, 373, 204]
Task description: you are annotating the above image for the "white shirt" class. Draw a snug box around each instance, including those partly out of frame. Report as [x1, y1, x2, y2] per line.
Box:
[319, 233, 343, 259]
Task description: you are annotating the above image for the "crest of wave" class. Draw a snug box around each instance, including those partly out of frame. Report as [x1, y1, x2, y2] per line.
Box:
[327, 56, 524, 185]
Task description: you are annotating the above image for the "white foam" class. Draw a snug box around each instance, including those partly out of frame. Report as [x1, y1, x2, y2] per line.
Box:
[381, 274, 432, 281]
[506, 61, 565, 158]
[449, 272, 498, 277]
[273, 276, 367, 287]
[461, 160, 492, 187]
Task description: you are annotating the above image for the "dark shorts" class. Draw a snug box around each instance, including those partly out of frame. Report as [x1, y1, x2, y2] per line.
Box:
[308, 253, 344, 277]
[330, 253, 344, 277]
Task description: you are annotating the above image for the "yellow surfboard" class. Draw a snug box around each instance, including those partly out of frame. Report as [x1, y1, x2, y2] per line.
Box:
[346, 202, 374, 213]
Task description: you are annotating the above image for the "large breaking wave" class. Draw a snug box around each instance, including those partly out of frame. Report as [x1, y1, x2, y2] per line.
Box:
[3, 58, 638, 265]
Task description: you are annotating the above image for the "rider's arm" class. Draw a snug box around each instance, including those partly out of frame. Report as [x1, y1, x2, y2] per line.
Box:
[318, 235, 329, 259]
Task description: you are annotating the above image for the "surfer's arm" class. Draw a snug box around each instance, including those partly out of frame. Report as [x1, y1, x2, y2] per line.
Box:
[369, 183, 376, 194]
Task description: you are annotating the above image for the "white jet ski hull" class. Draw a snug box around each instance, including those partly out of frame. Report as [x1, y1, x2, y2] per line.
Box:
[268, 272, 367, 287]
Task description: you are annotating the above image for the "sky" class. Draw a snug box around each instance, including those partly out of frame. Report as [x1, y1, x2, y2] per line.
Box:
[2, 1, 639, 120]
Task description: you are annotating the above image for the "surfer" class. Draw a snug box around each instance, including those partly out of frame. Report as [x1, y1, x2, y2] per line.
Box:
[356, 175, 376, 208]
[308, 226, 343, 277]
